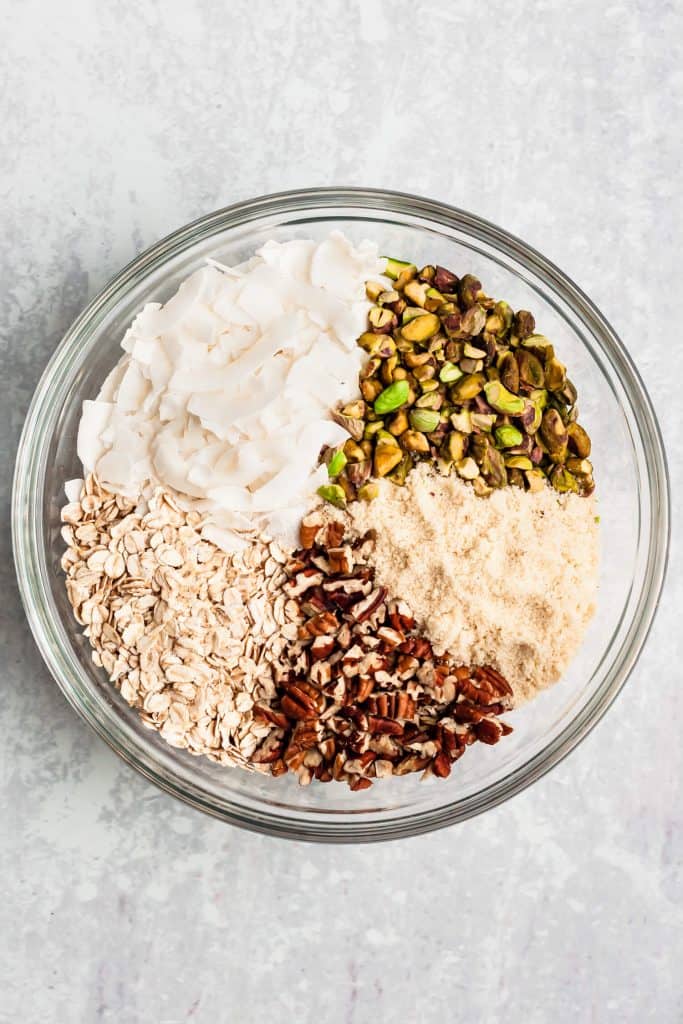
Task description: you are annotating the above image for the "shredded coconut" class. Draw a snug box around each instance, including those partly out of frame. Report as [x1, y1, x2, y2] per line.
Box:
[76, 232, 386, 550]
[343, 465, 600, 704]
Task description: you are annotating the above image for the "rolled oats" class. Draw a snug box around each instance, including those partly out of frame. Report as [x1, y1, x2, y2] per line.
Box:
[61, 477, 297, 769]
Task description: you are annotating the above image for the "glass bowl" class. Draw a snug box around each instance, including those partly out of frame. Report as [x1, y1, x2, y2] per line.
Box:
[12, 188, 670, 842]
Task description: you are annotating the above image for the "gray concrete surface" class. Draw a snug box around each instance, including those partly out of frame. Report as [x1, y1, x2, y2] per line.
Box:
[1, 1, 681, 1021]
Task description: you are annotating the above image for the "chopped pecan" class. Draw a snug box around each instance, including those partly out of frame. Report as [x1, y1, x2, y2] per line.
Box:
[327, 546, 354, 574]
[326, 521, 345, 548]
[299, 514, 322, 549]
[311, 636, 335, 661]
[431, 752, 452, 778]
[299, 610, 339, 638]
[267, 525, 512, 791]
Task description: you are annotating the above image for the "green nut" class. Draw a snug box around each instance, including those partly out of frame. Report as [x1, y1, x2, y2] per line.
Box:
[494, 425, 524, 448]
[388, 454, 413, 486]
[400, 430, 430, 453]
[550, 466, 579, 493]
[567, 421, 591, 458]
[540, 408, 569, 463]
[439, 361, 463, 384]
[374, 444, 404, 478]
[483, 380, 526, 415]
[317, 484, 347, 508]
[522, 334, 555, 360]
[516, 349, 545, 390]
[498, 351, 520, 394]
[450, 410, 472, 434]
[358, 482, 380, 501]
[544, 356, 567, 392]
[409, 409, 441, 433]
[402, 306, 430, 325]
[504, 455, 534, 470]
[443, 430, 468, 463]
[450, 372, 486, 402]
[383, 257, 414, 281]
[374, 380, 410, 415]
[327, 449, 347, 477]
[401, 312, 441, 342]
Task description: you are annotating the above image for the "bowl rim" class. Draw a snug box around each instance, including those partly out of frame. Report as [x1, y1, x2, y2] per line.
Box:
[12, 186, 671, 842]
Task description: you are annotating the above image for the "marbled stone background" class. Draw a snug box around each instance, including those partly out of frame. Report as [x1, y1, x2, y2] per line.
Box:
[1, 1, 681, 1021]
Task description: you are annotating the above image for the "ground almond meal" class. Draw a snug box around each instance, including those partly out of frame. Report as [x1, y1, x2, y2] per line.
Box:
[346, 464, 599, 704]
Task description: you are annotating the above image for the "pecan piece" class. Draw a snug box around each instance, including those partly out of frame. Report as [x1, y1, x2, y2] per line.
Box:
[253, 704, 290, 729]
[327, 546, 354, 574]
[299, 610, 339, 638]
[431, 752, 452, 778]
[368, 715, 403, 737]
[325, 521, 345, 548]
[299, 514, 322, 549]
[475, 718, 505, 744]
[311, 636, 335, 661]
[350, 587, 386, 623]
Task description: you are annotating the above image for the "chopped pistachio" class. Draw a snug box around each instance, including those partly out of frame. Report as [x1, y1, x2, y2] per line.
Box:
[365, 281, 385, 302]
[504, 454, 534, 470]
[383, 256, 414, 281]
[404, 280, 428, 307]
[455, 456, 480, 479]
[444, 431, 467, 462]
[460, 304, 486, 336]
[387, 409, 410, 435]
[525, 468, 547, 493]
[317, 484, 347, 508]
[450, 409, 472, 433]
[439, 361, 463, 383]
[332, 411, 364, 441]
[494, 425, 524, 448]
[409, 409, 441, 433]
[374, 380, 409, 415]
[326, 449, 347, 477]
[368, 306, 396, 332]
[550, 465, 579, 493]
[516, 349, 545, 390]
[388, 454, 412, 486]
[458, 274, 482, 309]
[470, 412, 496, 432]
[400, 430, 430, 453]
[450, 372, 486, 402]
[514, 310, 535, 340]
[567, 421, 591, 458]
[360, 378, 383, 403]
[483, 380, 526, 415]
[540, 408, 569, 463]
[373, 444, 403, 477]
[402, 306, 430, 325]
[401, 312, 441, 342]
[346, 459, 371, 487]
[358, 482, 380, 501]
[341, 399, 366, 419]
[544, 356, 567, 392]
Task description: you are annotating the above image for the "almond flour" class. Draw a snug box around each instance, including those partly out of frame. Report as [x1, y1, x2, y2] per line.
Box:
[344, 464, 600, 704]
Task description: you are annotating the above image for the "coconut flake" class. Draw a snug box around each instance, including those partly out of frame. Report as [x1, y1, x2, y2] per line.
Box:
[75, 233, 384, 542]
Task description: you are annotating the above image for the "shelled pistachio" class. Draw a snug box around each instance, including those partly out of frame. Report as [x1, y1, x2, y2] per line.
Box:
[320, 259, 595, 506]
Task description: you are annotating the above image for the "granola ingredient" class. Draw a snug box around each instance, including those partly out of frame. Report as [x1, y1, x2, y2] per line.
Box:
[251, 521, 513, 787]
[61, 476, 297, 766]
[75, 232, 386, 551]
[345, 464, 600, 704]
[326, 258, 595, 507]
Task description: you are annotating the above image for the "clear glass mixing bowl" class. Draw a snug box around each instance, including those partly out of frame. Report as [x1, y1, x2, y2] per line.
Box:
[12, 188, 670, 842]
